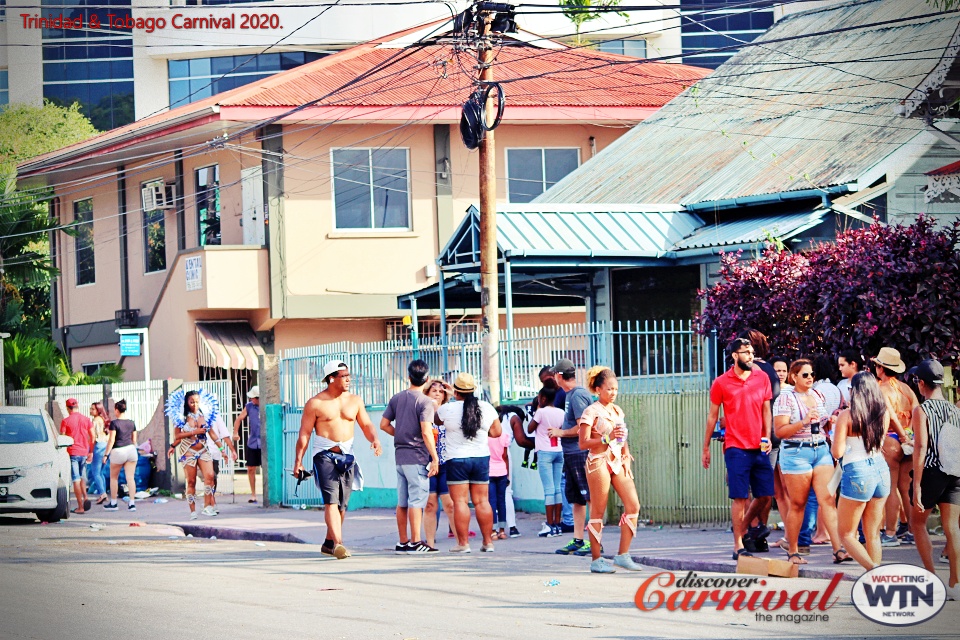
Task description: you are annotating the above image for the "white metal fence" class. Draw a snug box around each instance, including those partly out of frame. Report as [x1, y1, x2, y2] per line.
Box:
[9, 380, 165, 433]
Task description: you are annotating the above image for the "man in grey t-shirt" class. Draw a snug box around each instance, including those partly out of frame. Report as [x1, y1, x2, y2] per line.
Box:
[380, 359, 439, 553]
[547, 359, 595, 556]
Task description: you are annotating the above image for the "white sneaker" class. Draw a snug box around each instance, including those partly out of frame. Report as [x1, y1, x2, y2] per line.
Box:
[538, 522, 551, 537]
[190, 511, 198, 520]
[947, 584, 960, 602]
[201, 506, 217, 517]
[939, 553, 950, 564]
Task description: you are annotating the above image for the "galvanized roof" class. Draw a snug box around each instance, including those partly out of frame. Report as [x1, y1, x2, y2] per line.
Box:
[536, 0, 958, 206]
[672, 210, 827, 251]
[440, 205, 704, 269]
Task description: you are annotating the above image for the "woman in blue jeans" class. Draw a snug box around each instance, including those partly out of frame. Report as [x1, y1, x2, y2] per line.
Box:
[528, 386, 565, 536]
[87, 402, 110, 501]
[831, 371, 891, 570]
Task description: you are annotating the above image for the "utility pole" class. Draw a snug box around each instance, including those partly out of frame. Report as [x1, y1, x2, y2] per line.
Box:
[477, 4, 500, 404]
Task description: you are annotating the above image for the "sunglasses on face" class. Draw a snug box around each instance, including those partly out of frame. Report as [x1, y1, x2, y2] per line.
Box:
[798, 372, 814, 379]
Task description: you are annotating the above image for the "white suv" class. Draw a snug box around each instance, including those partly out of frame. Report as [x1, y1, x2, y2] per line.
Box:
[0, 406, 73, 522]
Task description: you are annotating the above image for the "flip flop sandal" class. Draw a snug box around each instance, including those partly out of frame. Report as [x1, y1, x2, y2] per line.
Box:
[83, 499, 92, 511]
[732, 548, 753, 561]
[787, 553, 807, 565]
[833, 549, 854, 564]
[70, 508, 84, 514]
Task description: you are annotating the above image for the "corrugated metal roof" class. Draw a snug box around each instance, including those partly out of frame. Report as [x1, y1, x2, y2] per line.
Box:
[928, 159, 960, 176]
[672, 210, 827, 250]
[496, 206, 703, 256]
[537, 0, 958, 206]
[223, 42, 709, 110]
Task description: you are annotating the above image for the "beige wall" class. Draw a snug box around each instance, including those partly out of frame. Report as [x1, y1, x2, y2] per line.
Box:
[275, 318, 388, 353]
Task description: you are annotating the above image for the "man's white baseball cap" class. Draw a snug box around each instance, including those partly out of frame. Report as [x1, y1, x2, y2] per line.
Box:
[322, 360, 348, 379]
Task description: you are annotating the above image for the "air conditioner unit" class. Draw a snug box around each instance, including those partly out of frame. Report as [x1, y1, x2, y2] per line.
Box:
[141, 181, 177, 211]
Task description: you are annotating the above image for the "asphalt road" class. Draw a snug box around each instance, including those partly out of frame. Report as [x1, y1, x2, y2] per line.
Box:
[0, 515, 956, 640]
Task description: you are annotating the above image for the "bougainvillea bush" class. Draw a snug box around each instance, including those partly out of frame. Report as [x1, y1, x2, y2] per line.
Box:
[697, 215, 960, 366]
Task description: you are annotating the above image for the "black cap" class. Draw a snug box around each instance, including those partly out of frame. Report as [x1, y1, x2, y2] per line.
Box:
[907, 359, 944, 385]
[552, 358, 576, 375]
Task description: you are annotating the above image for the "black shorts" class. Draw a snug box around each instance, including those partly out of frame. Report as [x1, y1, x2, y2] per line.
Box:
[312, 451, 354, 509]
[245, 445, 262, 467]
[562, 449, 590, 505]
[911, 467, 960, 510]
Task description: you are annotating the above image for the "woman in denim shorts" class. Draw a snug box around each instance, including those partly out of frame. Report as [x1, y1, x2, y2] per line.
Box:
[831, 371, 890, 570]
[774, 359, 851, 565]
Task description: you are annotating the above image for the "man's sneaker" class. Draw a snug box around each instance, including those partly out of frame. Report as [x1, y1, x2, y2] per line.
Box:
[407, 542, 438, 554]
[896, 522, 909, 538]
[549, 525, 563, 538]
[450, 544, 471, 553]
[395, 542, 412, 554]
[573, 541, 596, 557]
[946, 584, 960, 601]
[613, 553, 643, 571]
[509, 526, 521, 538]
[538, 523, 552, 537]
[333, 544, 352, 559]
[749, 523, 771, 541]
[900, 532, 915, 544]
[103, 502, 118, 511]
[530, 461, 538, 470]
[127, 503, 136, 512]
[480, 543, 495, 552]
[880, 532, 901, 547]
[939, 552, 950, 564]
[521, 459, 529, 468]
[560, 522, 574, 533]
[190, 511, 198, 520]
[556, 538, 585, 555]
[590, 558, 616, 573]
[201, 506, 217, 517]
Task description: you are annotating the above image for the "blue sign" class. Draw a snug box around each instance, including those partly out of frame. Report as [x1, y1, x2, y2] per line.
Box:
[119, 333, 141, 357]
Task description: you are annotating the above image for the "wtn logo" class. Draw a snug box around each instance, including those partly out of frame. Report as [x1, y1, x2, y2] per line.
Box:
[852, 564, 946, 627]
[863, 584, 935, 608]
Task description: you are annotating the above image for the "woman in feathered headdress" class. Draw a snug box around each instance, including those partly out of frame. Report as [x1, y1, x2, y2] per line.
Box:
[166, 389, 224, 520]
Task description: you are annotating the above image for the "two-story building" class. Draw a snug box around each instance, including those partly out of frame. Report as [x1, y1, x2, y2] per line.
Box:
[16, 21, 710, 395]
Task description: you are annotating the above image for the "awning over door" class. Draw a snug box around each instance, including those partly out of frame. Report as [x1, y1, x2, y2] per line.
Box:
[196, 321, 265, 371]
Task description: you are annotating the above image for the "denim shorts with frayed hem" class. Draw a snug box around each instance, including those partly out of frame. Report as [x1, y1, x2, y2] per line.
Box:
[839, 457, 890, 502]
[70, 455, 86, 482]
[447, 456, 490, 485]
[779, 441, 833, 475]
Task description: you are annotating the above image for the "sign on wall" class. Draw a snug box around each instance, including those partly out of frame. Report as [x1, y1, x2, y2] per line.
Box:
[119, 333, 141, 357]
[185, 255, 203, 291]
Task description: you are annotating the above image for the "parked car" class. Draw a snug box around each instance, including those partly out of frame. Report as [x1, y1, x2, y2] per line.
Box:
[0, 406, 72, 522]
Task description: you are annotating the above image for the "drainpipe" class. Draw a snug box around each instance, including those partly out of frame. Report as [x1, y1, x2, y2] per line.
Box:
[117, 166, 130, 311]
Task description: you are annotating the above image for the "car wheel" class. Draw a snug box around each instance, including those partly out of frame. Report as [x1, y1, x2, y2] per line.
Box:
[36, 486, 69, 523]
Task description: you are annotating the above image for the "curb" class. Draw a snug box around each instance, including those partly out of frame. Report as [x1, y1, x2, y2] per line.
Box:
[629, 555, 855, 581]
[160, 522, 307, 544]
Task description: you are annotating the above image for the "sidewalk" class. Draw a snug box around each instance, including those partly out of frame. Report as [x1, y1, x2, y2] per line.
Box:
[67, 495, 949, 582]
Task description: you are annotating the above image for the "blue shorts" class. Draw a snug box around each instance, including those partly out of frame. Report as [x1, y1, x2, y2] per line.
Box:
[779, 441, 833, 474]
[429, 462, 449, 495]
[723, 447, 774, 500]
[840, 457, 890, 502]
[396, 464, 430, 509]
[447, 456, 490, 485]
[70, 455, 87, 483]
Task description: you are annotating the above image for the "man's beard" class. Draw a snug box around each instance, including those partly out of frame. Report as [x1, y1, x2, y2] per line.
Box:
[737, 359, 754, 370]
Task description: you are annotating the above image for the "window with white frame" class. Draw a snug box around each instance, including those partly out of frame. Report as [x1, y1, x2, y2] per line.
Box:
[141, 181, 166, 273]
[74, 198, 95, 286]
[332, 148, 410, 230]
[506, 148, 580, 203]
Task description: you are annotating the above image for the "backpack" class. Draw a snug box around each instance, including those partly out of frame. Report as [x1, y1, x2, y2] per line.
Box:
[938, 405, 960, 477]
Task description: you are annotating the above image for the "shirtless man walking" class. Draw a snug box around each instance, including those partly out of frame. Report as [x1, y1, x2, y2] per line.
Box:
[293, 359, 382, 559]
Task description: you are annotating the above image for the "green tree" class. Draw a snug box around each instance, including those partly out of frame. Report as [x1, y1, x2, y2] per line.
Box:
[0, 101, 98, 339]
[561, 0, 627, 46]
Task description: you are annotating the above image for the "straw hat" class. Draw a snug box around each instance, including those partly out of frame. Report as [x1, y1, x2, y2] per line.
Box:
[871, 347, 906, 374]
[453, 372, 477, 393]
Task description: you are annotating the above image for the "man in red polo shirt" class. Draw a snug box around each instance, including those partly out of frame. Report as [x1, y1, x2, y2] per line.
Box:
[60, 398, 94, 514]
[702, 338, 774, 560]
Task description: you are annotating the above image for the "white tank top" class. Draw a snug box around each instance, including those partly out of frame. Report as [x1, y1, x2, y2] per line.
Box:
[843, 432, 882, 465]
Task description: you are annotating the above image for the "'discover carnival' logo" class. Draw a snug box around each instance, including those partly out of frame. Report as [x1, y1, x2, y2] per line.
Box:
[851, 563, 946, 626]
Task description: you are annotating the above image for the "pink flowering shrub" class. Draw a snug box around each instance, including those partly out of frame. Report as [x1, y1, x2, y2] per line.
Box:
[697, 216, 960, 365]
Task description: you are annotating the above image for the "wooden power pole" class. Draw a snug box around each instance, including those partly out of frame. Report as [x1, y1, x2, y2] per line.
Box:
[477, 5, 500, 404]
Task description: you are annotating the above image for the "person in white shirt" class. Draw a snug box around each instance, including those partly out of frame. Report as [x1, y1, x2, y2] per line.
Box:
[204, 415, 237, 513]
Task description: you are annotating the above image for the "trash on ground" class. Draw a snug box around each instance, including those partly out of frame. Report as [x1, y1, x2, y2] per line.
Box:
[129, 522, 146, 527]
[210, 536, 217, 540]
[154, 498, 168, 504]
[254, 542, 266, 547]
[543, 579, 560, 587]
[173, 493, 183, 499]
[89, 524, 105, 531]
[168, 536, 179, 540]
